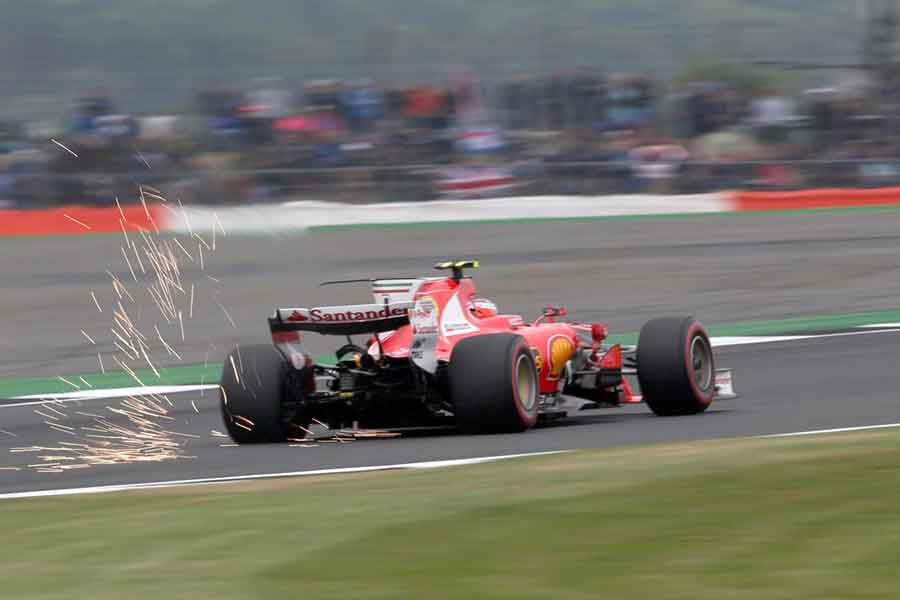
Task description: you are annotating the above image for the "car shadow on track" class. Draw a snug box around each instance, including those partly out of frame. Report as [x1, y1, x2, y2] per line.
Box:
[541, 407, 736, 429]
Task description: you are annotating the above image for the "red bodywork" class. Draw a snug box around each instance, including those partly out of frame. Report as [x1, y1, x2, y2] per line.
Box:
[368, 275, 626, 398]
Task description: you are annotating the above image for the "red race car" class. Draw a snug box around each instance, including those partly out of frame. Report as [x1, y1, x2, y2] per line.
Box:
[220, 261, 736, 442]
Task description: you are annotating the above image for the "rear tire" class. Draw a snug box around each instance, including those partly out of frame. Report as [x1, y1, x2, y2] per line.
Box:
[637, 317, 715, 416]
[220, 344, 288, 443]
[449, 333, 539, 433]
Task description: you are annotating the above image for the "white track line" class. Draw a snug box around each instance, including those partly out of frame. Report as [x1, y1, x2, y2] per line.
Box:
[0, 451, 568, 500]
[711, 327, 900, 348]
[0, 384, 218, 408]
[759, 422, 900, 438]
[710, 335, 815, 347]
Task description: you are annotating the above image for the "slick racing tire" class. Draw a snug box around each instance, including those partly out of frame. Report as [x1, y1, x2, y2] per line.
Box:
[449, 333, 539, 433]
[637, 317, 715, 416]
[220, 344, 289, 443]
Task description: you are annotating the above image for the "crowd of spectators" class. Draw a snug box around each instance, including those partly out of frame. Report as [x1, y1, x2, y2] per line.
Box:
[2, 69, 900, 207]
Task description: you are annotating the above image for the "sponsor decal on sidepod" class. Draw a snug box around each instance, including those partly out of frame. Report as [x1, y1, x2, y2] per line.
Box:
[547, 335, 576, 380]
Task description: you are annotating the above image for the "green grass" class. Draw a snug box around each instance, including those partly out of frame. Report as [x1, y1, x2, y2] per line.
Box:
[0, 363, 223, 398]
[4, 429, 900, 599]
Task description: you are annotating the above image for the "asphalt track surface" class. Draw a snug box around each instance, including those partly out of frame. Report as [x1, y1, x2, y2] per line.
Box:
[1, 208, 900, 494]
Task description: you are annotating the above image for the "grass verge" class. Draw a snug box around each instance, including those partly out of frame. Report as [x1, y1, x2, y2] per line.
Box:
[3, 429, 900, 599]
[0, 363, 223, 399]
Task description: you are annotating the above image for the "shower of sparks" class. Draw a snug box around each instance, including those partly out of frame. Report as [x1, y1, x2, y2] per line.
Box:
[135, 148, 151, 170]
[130, 239, 147, 275]
[57, 376, 81, 390]
[43, 404, 67, 418]
[118, 217, 131, 247]
[213, 212, 227, 238]
[155, 325, 182, 361]
[63, 214, 91, 230]
[172, 237, 193, 262]
[140, 344, 161, 378]
[9, 187, 247, 476]
[177, 196, 193, 237]
[233, 415, 254, 429]
[292, 423, 316, 437]
[34, 409, 58, 421]
[106, 270, 136, 303]
[194, 232, 211, 251]
[90, 290, 103, 313]
[229, 355, 241, 385]
[139, 187, 160, 235]
[121, 246, 138, 282]
[214, 297, 237, 329]
[158, 202, 180, 220]
[50, 138, 78, 157]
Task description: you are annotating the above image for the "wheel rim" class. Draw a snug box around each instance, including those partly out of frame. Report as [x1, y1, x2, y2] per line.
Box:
[515, 354, 537, 411]
[690, 335, 713, 392]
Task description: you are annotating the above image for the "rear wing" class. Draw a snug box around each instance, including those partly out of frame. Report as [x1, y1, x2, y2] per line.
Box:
[371, 279, 420, 304]
[269, 302, 413, 336]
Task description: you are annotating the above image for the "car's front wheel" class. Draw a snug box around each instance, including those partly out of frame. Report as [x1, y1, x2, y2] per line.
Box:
[637, 316, 715, 416]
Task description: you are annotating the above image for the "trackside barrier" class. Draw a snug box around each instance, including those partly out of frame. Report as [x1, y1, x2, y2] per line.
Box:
[4, 189, 900, 236]
[731, 187, 900, 211]
[164, 194, 730, 234]
[0, 205, 164, 236]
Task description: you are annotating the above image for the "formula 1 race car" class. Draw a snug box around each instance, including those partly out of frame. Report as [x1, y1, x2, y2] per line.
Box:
[220, 261, 736, 442]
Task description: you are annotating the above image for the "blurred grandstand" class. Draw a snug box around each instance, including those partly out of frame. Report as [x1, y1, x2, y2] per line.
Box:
[2, 1, 900, 206]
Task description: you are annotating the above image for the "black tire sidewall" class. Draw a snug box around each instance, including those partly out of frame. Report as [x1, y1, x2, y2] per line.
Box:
[219, 344, 288, 443]
[637, 317, 715, 416]
[449, 333, 539, 433]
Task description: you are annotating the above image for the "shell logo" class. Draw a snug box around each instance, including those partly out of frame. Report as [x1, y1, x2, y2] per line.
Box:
[548, 335, 575, 379]
[531, 347, 544, 374]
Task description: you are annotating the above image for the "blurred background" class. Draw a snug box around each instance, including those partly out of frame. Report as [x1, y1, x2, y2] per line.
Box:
[1, 1, 900, 207]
